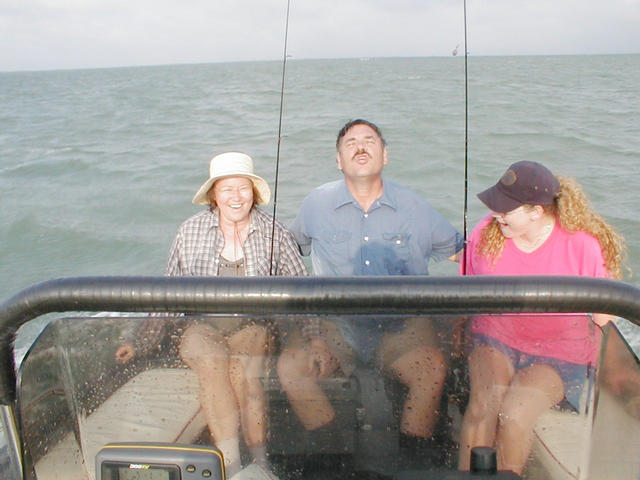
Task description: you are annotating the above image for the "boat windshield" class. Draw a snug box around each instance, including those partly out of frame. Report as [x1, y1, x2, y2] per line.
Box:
[13, 310, 640, 480]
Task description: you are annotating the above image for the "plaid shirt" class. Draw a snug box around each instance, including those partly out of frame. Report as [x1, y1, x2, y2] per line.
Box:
[131, 207, 316, 356]
[166, 207, 307, 276]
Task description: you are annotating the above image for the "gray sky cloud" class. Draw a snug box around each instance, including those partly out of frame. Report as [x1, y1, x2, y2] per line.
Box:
[1, 0, 639, 71]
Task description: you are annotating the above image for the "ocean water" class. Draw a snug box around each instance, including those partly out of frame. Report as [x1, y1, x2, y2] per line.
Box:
[1, 55, 640, 350]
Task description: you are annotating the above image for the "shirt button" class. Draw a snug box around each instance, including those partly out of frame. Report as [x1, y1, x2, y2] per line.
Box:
[364, 236, 369, 242]
[364, 213, 368, 218]
[365, 260, 371, 266]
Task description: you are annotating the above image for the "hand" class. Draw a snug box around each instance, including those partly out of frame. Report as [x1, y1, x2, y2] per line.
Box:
[307, 338, 333, 379]
[593, 313, 616, 327]
[115, 342, 135, 364]
[449, 250, 462, 263]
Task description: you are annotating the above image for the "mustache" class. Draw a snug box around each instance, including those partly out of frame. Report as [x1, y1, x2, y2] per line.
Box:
[352, 149, 370, 160]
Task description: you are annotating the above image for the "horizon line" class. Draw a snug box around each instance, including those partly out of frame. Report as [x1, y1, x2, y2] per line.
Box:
[2, 51, 639, 74]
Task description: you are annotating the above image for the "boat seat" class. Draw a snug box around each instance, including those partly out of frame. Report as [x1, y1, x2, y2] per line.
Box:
[34, 368, 205, 480]
[532, 388, 640, 480]
[531, 381, 593, 480]
[532, 407, 592, 480]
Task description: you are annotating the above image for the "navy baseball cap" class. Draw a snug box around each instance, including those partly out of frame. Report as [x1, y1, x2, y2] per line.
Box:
[477, 161, 560, 213]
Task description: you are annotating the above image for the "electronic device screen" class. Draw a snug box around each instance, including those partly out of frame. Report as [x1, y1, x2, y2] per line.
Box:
[101, 462, 179, 480]
[96, 443, 224, 480]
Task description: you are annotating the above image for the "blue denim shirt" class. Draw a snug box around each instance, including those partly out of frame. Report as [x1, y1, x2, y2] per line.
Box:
[291, 178, 463, 276]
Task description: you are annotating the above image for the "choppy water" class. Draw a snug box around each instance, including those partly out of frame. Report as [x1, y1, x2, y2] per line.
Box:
[1, 55, 640, 350]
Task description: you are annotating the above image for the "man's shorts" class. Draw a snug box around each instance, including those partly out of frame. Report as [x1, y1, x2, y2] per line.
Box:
[321, 316, 441, 376]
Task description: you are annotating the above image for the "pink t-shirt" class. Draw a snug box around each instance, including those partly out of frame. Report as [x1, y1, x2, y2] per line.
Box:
[462, 214, 608, 365]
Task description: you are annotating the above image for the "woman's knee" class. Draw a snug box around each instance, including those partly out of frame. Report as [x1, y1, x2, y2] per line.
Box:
[499, 367, 564, 428]
[244, 324, 268, 343]
[229, 324, 269, 356]
[179, 324, 227, 367]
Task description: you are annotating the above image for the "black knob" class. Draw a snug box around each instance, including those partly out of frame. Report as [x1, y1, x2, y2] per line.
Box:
[470, 446, 497, 474]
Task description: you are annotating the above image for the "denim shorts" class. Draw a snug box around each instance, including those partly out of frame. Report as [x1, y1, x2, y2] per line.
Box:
[332, 317, 439, 373]
[472, 333, 594, 410]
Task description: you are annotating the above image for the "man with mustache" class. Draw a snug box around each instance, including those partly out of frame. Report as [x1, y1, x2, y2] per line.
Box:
[278, 119, 463, 467]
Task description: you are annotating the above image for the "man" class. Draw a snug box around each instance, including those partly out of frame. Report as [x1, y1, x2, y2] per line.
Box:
[277, 119, 463, 461]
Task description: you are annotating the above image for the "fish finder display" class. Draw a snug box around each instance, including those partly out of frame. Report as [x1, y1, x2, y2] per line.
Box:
[101, 463, 179, 480]
[96, 443, 224, 480]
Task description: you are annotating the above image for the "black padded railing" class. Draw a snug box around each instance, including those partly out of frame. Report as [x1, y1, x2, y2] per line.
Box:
[1, 275, 639, 404]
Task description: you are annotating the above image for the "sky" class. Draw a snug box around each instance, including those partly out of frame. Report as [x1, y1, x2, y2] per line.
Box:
[1, 0, 639, 72]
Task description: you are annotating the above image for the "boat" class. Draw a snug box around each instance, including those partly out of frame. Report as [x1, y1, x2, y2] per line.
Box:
[1, 275, 639, 479]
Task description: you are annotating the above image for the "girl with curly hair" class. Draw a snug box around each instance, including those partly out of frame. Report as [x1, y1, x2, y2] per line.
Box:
[458, 161, 626, 474]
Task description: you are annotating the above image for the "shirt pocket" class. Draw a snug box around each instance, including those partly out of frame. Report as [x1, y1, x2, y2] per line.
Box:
[382, 232, 411, 273]
[321, 229, 352, 260]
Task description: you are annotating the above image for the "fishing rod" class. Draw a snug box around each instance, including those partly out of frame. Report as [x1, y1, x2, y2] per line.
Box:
[269, 0, 292, 275]
[461, 0, 470, 275]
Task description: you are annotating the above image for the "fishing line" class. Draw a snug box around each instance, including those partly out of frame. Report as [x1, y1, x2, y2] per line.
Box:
[269, 0, 291, 275]
[461, 0, 470, 275]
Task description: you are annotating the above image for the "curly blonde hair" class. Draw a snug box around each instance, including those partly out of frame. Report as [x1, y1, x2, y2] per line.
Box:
[476, 176, 627, 279]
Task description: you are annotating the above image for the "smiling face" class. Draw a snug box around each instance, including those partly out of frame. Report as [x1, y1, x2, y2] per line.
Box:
[336, 123, 388, 182]
[492, 205, 535, 238]
[208, 176, 254, 224]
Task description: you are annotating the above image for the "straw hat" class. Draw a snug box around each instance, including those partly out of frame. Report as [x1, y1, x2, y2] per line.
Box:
[192, 152, 271, 206]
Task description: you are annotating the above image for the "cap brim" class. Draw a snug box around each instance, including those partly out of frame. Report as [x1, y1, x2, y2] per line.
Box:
[477, 184, 523, 214]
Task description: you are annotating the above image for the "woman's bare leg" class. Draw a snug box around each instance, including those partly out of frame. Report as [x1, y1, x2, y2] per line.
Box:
[180, 323, 241, 473]
[496, 364, 564, 474]
[458, 346, 514, 470]
[228, 324, 269, 448]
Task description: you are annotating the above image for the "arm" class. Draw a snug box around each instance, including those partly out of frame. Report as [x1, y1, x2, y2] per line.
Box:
[115, 317, 169, 363]
[428, 207, 464, 263]
[116, 229, 183, 364]
[275, 227, 308, 277]
[290, 202, 312, 257]
[165, 229, 184, 276]
[583, 231, 616, 327]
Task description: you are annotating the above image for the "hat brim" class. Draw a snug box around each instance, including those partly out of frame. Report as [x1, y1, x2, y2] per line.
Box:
[192, 174, 271, 206]
[477, 184, 523, 214]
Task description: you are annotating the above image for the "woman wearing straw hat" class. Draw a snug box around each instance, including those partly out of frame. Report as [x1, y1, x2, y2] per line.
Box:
[457, 161, 627, 475]
[116, 151, 308, 478]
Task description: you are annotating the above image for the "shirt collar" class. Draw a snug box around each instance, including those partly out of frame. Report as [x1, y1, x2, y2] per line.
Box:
[208, 207, 221, 227]
[333, 178, 397, 211]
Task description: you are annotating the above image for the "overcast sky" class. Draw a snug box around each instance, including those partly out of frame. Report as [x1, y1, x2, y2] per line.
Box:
[2, 0, 639, 72]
